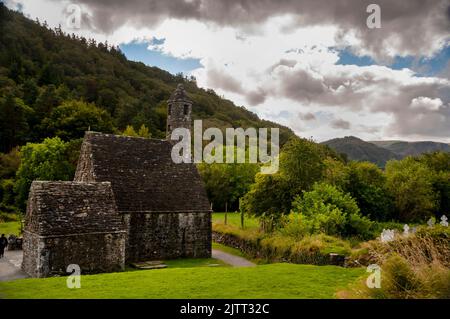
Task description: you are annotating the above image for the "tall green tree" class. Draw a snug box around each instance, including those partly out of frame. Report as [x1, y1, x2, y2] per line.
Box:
[345, 161, 393, 221]
[385, 157, 438, 222]
[198, 146, 259, 211]
[14, 137, 75, 210]
[0, 94, 33, 152]
[40, 100, 115, 140]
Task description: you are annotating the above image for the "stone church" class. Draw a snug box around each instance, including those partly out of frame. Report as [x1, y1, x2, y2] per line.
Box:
[22, 84, 212, 277]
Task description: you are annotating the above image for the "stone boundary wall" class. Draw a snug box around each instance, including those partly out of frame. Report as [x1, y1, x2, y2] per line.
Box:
[212, 231, 346, 266]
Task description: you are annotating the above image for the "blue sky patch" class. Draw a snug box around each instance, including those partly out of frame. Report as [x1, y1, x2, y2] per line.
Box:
[120, 40, 202, 75]
[336, 46, 450, 77]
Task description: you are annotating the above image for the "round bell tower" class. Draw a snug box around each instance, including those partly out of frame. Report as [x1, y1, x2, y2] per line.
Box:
[166, 84, 192, 138]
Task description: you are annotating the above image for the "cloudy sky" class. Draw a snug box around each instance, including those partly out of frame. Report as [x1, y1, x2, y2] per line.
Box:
[5, 0, 450, 142]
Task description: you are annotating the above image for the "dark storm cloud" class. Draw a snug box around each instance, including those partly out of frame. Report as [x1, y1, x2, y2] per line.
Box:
[206, 68, 244, 93]
[255, 63, 450, 137]
[70, 0, 449, 59]
[299, 112, 316, 121]
[330, 118, 351, 130]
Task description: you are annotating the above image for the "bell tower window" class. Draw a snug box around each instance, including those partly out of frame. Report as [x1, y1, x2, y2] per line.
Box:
[168, 104, 172, 115]
[184, 104, 189, 115]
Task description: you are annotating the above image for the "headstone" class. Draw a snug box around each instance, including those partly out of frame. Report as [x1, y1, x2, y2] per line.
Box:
[381, 229, 395, 243]
[440, 215, 448, 227]
[403, 224, 409, 236]
[427, 218, 435, 228]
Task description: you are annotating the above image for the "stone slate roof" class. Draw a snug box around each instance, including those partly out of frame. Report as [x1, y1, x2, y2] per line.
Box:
[74, 132, 211, 213]
[25, 181, 124, 236]
[168, 84, 191, 102]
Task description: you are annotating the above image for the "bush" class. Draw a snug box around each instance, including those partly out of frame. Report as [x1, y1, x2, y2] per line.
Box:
[0, 211, 20, 222]
[0, 178, 16, 206]
[291, 183, 374, 239]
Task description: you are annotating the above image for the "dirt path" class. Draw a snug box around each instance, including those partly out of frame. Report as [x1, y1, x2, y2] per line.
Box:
[0, 250, 27, 282]
[212, 249, 255, 267]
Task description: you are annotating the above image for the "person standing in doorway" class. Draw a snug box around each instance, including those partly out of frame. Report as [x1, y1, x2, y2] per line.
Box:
[0, 234, 8, 258]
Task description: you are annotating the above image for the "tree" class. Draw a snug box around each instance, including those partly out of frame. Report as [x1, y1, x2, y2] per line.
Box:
[0, 94, 33, 152]
[122, 124, 152, 138]
[385, 157, 438, 222]
[137, 124, 151, 138]
[241, 173, 292, 228]
[122, 125, 138, 137]
[242, 137, 340, 221]
[34, 85, 61, 119]
[279, 137, 338, 196]
[418, 152, 450, 215]
[345, 161, 393, 221]
[198, 146, 259, 211]
[40, 100, 115, 140]
[14, 137, 75, 210]
[0, 147, 20, 179]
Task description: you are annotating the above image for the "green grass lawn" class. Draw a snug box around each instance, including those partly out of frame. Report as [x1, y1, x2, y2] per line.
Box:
[212, 212, 260, 230]
[0, 263, 365, 299]
[0, 221, 21, 236]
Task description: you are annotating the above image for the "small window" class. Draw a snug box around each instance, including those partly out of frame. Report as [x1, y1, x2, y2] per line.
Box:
[168, 125, 172, 131]
[168, 104, 172, 115]
[184, 104, 189, 115]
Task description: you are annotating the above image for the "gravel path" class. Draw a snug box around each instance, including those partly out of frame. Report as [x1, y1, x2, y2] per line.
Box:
[212, 249, 255, 267]
[0, 250, 27, 282]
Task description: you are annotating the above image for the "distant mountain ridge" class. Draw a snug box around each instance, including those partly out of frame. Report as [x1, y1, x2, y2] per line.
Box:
[370, 140, 450, 157]
[322, 136, 450, 167]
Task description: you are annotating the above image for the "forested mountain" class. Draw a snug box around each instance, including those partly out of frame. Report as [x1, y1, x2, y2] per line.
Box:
[0, 4, 295, 153]
[370, 140, 450, 157]
[323, 136, 450, 167]
[322, 136, 400, 167]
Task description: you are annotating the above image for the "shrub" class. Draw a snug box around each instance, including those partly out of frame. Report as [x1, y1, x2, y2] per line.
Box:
[291, 182, 374, 239]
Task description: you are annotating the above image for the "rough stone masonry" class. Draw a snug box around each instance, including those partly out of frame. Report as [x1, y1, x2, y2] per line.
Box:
[22, 84, 212, 277]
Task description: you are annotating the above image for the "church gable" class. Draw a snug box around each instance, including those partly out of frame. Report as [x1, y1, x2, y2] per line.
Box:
[74, 132, 211, 213]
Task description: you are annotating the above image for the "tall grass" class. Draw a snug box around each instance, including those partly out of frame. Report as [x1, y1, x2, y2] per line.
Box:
[341, 225, 450, 299]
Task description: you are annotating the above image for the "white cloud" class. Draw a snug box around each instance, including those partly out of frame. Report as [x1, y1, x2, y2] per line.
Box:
[8, 0, 450, 142]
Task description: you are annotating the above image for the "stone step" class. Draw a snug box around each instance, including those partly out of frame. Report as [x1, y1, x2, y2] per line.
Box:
[130, 261, 168, 270]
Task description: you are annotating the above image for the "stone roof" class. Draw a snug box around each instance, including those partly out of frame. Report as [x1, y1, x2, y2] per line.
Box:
[168, 84, 191, 103]
[74, 132, 211, 213]
[25, 181, 124, 236]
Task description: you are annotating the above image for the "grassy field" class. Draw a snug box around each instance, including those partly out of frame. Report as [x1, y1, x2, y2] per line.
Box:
[0, 221, 21, 236]
[212, 212, 260, 230]
[0, 263, 365, 299]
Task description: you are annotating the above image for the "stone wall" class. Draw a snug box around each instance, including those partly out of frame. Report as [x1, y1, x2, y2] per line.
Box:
[124, 212, 211, 262]
[22, 232, 126, 277]
[22, 181, 126, 277]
